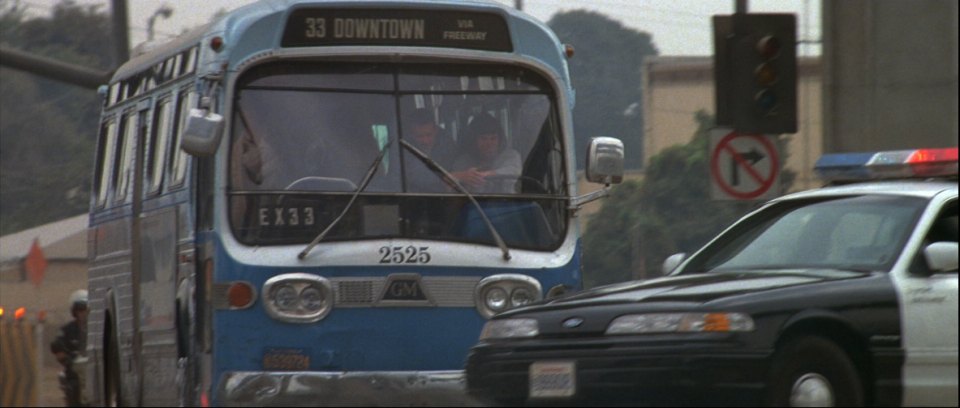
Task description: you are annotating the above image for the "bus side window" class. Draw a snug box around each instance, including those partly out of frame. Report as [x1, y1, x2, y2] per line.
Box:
[146, 99, 173, 196]
[168, 90, 196, 190]
[94, 120, 118, 208]
[113, 112, 138, 204]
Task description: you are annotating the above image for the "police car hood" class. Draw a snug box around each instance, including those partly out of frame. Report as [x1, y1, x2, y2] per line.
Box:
[533, 269, 868, 309]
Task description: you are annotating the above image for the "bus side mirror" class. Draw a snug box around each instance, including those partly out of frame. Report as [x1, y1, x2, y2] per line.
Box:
[181, 108, 224, 156]
[585, 137, 624, 184]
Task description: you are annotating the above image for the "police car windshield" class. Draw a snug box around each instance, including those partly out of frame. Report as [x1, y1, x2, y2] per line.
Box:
[689, 195, 927, 274]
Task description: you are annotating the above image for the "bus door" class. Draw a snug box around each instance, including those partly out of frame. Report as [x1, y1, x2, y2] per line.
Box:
[137, 95, 181, 405]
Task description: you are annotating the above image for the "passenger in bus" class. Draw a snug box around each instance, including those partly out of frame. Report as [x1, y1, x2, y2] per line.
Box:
[404, 108, 456, 193]
[451, 113, 521, 193]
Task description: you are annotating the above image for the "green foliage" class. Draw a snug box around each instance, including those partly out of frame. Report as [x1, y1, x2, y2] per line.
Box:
[0, 0, 112, 234]
[583, 111, 789, 288]
[548, 10, 658, 169]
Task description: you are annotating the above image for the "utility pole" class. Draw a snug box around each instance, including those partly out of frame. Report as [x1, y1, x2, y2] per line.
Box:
[514, 0, 523, 11]
[111, 0, 130, 64]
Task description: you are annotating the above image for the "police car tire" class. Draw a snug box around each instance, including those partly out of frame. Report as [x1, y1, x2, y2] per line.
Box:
[767, 336, 864, 407]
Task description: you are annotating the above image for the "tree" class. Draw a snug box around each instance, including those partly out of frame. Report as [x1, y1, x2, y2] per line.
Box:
[548, 10, 658, 169]
[0, 1, 113, 234]
[582, 111, 796, 288]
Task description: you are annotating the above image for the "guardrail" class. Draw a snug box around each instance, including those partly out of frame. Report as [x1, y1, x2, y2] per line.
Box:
[0, 307, 44, 407]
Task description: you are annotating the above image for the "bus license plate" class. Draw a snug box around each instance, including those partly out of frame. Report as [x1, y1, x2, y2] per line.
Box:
[529, 361, 575, 398]
[262, 348, 310, 371]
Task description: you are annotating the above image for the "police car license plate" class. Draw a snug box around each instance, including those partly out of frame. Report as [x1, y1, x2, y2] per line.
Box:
[529, 361, 575, 398]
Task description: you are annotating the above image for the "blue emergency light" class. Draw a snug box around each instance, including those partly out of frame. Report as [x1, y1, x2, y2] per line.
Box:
[815, 147, 958, 182]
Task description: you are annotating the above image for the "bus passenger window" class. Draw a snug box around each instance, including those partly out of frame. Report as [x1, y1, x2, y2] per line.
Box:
[114, 113, 138, 203]
[94, 121, 118, 207]
[169, 91, 196, 188]
[147, 100, 172, 195]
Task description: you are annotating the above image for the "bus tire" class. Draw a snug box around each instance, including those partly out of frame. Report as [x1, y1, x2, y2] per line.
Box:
[766, 336, 864, 407]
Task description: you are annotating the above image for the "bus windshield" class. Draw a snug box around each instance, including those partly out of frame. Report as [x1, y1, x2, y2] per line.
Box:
[229, 62, 568, 250]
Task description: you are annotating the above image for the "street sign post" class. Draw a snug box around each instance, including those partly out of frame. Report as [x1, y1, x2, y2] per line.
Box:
[710, 128, 781, 201]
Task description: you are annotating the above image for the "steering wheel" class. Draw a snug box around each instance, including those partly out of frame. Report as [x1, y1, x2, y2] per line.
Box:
[284, 176, 357, 191]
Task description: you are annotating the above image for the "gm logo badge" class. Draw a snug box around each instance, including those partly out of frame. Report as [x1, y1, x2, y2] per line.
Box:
[378, 274, 434, 306]
[562, 317, 584, 329]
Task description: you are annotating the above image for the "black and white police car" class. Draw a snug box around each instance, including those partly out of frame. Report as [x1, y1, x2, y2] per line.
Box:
[466, 148, 958, 406]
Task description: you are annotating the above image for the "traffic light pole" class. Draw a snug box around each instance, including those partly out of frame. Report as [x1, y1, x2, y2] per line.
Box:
[0, 0, 128, 91]
[0, 46, 111, 90]
[713, 11, 798, 134]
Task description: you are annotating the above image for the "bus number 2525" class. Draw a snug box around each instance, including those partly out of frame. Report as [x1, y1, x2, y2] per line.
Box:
[379, 246, 431, 264]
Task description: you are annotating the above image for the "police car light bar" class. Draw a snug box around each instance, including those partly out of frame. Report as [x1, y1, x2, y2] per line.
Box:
[815, 147, 958, 182]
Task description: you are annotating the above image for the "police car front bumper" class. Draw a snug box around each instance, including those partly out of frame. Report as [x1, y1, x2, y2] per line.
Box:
[216, 370, 482, 406]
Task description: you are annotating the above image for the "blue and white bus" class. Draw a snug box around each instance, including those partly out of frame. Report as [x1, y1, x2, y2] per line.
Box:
[84, 0, 623, 405]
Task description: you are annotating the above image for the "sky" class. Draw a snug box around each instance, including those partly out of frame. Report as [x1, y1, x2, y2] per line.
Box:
[22, 0, 821, 56]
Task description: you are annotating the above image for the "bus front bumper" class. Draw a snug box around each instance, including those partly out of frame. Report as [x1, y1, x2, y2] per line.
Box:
[216, 370, 482, 406]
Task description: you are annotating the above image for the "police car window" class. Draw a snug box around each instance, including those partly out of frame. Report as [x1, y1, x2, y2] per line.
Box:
[910, 199, 958, 275]
[694, 195, 927, 273]
[927, 200, 958, 244]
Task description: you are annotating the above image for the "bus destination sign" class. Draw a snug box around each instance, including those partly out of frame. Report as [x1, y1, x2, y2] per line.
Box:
[282, 8, 513, 51]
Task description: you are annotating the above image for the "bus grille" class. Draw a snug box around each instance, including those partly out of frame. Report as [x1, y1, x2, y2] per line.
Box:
[330, 276, 480, 307]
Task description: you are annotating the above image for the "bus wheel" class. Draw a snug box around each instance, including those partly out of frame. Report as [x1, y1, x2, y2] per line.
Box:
[766, 336, 863, 407]
[103, 315, 122, 407]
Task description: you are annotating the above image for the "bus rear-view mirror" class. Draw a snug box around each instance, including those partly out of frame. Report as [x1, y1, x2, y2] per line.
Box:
[585, 137, 624, 184]
[181, 108, 224, 156]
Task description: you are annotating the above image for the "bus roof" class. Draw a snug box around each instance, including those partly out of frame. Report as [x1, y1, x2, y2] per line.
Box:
[110, 0, 568, 86]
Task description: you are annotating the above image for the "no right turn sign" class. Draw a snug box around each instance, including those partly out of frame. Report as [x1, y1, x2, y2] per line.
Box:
[709, 128, 781, 201]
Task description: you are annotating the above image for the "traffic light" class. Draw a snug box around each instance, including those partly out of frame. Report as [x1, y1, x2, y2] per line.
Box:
[714, 13, 797, 134]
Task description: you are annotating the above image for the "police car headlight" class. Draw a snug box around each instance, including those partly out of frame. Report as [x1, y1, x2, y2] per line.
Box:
[474, 274, 542, 319]
[263, 273, 333, 323]
[479, 318, 539, 340]
[605, 313, 754, 335]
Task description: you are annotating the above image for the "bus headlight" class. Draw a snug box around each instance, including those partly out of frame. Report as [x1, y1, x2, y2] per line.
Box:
[299, 286, 325, 312]
[263, 273, 333, 323]
[474, 274, 542, 319]
[273, 285, 299, 310]
[510, 287, 535, 307]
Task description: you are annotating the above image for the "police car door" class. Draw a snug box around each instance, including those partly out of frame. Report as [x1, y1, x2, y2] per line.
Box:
[896, 195, 958, 407]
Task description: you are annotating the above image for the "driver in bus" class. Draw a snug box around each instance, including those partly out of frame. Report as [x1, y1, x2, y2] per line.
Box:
[451, 113, 521, 193]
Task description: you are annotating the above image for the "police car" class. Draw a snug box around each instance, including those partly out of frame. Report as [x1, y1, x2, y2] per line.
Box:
[465, 148, 958, 406]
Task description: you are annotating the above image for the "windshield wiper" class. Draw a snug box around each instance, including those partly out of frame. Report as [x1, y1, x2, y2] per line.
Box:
[298, 140, 392, 260]
[400, 139, 511, 261]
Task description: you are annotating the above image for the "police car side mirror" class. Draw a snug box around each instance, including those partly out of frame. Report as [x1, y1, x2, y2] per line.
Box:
[585, 137, 624, 185]
[181, 108, 224, 156]
[923, 242, 958, 273]
[662, 253, 687, 276]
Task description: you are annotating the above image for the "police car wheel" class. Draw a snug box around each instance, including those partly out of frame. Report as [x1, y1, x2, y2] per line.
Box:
[767, 336, 864, 407]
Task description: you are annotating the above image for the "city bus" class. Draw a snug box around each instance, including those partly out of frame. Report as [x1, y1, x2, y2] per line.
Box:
[83, 0, 623, 405]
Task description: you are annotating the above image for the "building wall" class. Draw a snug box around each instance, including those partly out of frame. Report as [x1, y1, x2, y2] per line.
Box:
[823, 0, 959, 152]
[0, 261, 88, 331]
[642, 56, 824, 192]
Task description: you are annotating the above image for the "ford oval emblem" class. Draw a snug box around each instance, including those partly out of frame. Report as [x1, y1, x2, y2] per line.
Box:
[562, 317, 584, 329]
